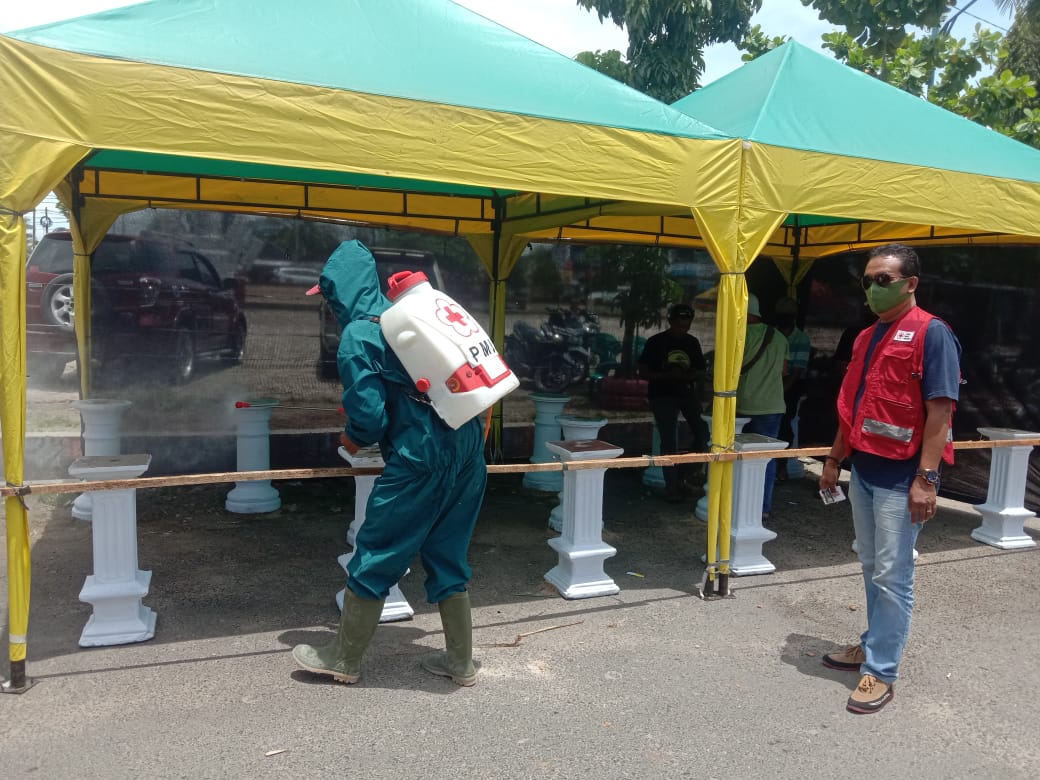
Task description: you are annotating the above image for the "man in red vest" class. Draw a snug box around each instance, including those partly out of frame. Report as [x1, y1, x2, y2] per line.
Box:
[819, 243, 961, 714]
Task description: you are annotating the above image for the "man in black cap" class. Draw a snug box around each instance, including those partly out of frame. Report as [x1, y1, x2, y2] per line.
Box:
[638, 303, 709, 501]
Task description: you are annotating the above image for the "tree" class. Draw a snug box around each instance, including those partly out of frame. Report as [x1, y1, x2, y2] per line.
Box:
[804, 0, 954, 67]
[576, 0, 761, 101]
[1001, 8, 1040, 110]
[528, 247, 562, 301]
[585, 244, 681, 375]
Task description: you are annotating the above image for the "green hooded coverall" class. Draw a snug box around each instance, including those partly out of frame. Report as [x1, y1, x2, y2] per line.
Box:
[318, 240, 487, 604]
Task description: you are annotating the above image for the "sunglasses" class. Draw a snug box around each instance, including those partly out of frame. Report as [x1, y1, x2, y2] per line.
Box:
[860, 273, 909, 291]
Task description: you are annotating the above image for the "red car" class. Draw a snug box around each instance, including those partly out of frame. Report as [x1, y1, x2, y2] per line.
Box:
[26, 231, 247, 383]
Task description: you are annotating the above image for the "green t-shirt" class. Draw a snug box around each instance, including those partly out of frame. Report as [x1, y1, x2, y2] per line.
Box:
[736, 322, 788, 415]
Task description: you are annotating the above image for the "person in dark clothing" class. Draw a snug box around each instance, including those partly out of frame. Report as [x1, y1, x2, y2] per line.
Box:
[638, 303, 709, 502]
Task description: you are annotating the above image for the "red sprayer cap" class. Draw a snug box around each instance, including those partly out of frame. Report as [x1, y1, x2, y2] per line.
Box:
[415, 377, 431, 393]
[386, 271, 428, 301]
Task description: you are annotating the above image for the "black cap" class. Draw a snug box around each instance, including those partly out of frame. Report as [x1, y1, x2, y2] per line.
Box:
[669, 304, 694, 319]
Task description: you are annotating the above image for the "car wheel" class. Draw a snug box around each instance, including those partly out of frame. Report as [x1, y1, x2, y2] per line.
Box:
[534, 354, 572, 394]
[171, 327, 196, 384]
[223, 318, 246, 364]
[41, 273, 75, 330]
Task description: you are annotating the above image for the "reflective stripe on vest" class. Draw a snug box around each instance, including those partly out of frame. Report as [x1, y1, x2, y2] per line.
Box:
[862, 417, 914, 443]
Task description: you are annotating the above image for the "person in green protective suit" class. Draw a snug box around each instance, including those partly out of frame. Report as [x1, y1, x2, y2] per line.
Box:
[292, 240, 487, 686]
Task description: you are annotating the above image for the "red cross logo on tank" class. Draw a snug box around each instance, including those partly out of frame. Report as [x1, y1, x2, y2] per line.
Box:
[435, 298, 479, 337]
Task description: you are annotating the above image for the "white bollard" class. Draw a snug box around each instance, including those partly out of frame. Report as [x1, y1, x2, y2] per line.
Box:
[71, 399, 132, 521]
[548, 415, 608, 532]
[335, 446, 413, 622]
[971, 427, 1038, 550]
[70, 454, 156, 647]
[522, 393, 570, 493]
[727, 434, 787, 574]
[225, 398, 281, 514]
[544, 439, 624, 599]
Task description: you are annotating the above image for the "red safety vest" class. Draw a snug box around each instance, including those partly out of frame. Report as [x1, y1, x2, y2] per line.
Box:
[837, 306, 955, 464]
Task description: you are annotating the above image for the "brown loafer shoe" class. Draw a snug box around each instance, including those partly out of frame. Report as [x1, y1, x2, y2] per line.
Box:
[846, 674, 894, 714]
[822, 643, 865, 672]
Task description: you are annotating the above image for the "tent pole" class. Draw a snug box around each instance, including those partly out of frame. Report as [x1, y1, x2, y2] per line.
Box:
[487, 196, 505, 462]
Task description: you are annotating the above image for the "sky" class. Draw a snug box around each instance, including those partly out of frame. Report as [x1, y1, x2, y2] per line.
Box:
[3, 0, 1014, 85]
[6, 0, 1015, 231]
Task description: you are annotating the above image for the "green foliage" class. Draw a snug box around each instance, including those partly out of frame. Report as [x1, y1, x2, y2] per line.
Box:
[585, 244, 681, 373]
[527, 247, 561, 299]
[1000, 9, 1040, 110]
[804, 0, 954, 60]
[576, 0, 761, 101]
[818, 23, 1039, 147]
[575, 49, 635, 86]
[739, 25, 789, 62]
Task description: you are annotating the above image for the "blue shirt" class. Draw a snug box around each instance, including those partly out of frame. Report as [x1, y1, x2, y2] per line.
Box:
[851, 318, 962, 490]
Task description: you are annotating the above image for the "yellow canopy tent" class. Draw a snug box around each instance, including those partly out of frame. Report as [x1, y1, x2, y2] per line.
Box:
[0, 0, 749, 689]
[4, 3, 1040, 688]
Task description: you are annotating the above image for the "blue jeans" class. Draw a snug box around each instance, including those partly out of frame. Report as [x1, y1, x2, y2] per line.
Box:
[848, 466, 922, 683]
[740, 413, 782, 514]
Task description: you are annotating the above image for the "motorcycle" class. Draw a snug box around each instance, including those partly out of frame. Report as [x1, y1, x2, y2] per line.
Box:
[505, 311, 597, 393]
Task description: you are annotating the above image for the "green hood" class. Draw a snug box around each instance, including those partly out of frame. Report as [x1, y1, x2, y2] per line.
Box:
[317, 240, 390, 330]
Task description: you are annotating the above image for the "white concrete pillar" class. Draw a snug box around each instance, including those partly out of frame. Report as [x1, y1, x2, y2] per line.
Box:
[69, 454, 156, 647]
[548, 415, 608, 532]
[544, 439, 624, 599]
[225, 398, 281, 514]
[727, 434, 787, 575]
[335, 446, 413, 622]
[695, 415, 751, 521]
[71, 399, 132, 521]
[522, 393, 570, 493]
[971, 427, 1038, 550]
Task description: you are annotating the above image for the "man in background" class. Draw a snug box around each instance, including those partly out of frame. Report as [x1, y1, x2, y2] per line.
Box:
[736, 293, 788, 518]
[638, 303, 709, 502]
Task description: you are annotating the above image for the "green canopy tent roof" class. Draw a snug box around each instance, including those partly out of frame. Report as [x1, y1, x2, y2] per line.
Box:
[523, 41, 1040, 259]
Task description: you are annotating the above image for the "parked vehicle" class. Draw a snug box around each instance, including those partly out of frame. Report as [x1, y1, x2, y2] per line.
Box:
[271, 263, 325, 286]
[26, 230, 247, 383]
[317, 248, 445, 379]
[504, 308, 600, 393]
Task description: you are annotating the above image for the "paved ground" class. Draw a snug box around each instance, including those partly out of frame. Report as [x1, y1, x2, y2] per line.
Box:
[2, 462, 1039, 779]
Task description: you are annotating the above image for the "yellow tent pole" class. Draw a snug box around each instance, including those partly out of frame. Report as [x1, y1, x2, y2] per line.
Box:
[467, 228, 526, 462]
[0, 210, 31, 692]
[694, 194, 787, 598]
[53, 181, 124, 400]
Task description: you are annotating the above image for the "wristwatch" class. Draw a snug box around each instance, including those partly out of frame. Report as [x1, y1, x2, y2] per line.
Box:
[915, 468, 940, 486]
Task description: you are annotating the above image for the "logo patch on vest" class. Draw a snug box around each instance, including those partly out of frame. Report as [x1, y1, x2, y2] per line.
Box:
[893, 329, 915, 342]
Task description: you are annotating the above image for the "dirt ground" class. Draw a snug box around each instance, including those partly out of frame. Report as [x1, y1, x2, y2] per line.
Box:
[6, 459, 1017, 665]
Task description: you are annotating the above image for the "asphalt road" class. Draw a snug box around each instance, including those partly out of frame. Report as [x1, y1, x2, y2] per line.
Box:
[2, 463, 1038, 779]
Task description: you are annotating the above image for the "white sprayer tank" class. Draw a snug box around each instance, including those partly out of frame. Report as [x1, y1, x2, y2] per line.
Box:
[380, 271, 519, 429]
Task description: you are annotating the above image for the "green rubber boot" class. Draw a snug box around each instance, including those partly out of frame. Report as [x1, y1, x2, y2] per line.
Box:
[292, 589, 384, 684]
[421, 591, 478, 686]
